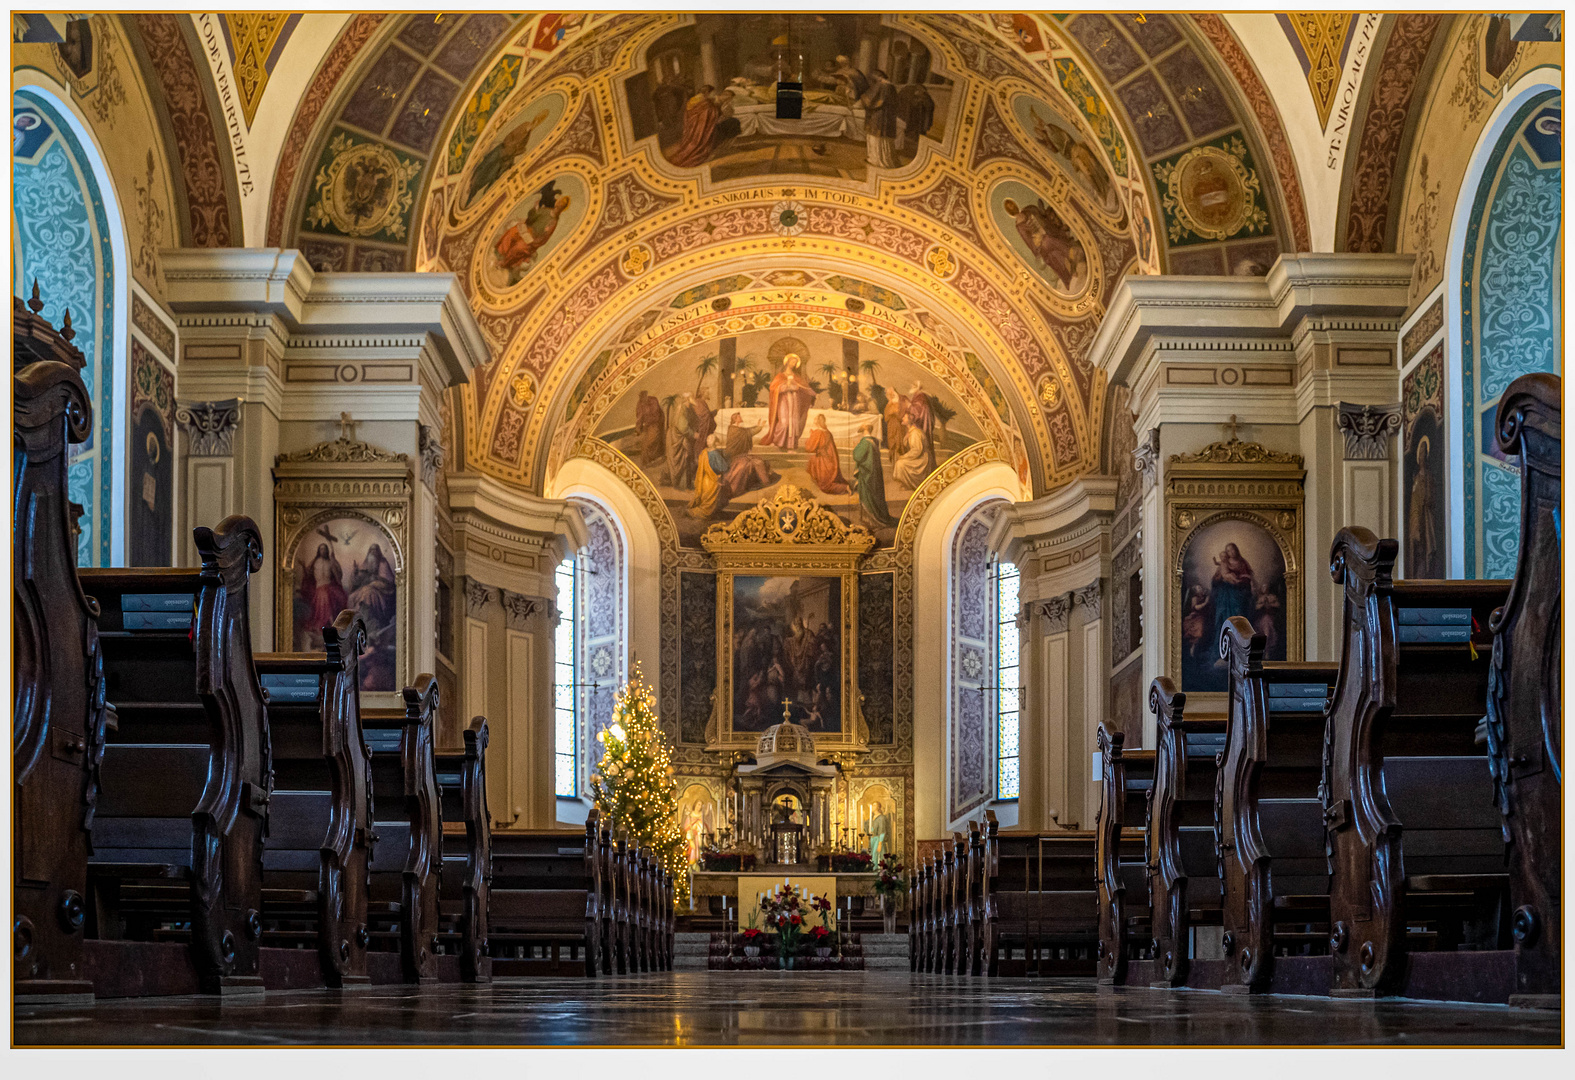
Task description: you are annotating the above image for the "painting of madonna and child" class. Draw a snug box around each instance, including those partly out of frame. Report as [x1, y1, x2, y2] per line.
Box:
[623, 14, 954, 182]
[733, 575, 842, 734]
[596, 330, 983, 547]
[1178, 517, 1290, 694]
[291, 516, 399, 692]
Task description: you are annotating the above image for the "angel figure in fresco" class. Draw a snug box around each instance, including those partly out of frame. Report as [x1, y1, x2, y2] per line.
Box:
[765, 353, 817, 451]
[1180, 583, 1211, 662]
[466, 107, 550, 208]
[1003, 196, 1085, 292]
[493, 180, 569, 284]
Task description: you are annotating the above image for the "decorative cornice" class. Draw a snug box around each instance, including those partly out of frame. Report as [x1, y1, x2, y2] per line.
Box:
[175, 398, 240, 456]
[1336, 401, 1402, 461]
[464, 579, 494, 617]
[276, 412, 407, 466]
[1170, 424, 1303, 467]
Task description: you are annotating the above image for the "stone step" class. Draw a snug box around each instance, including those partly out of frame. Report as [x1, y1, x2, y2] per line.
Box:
[864, 956, 910, 970]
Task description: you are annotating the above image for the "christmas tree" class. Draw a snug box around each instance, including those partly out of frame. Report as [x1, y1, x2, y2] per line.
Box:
[589, 668, 687, 908]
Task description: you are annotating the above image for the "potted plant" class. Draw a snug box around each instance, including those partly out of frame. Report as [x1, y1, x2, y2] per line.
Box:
[806, 924, 834, 959]
[830, 850, 873, 873]
[875, 853, 906, 935]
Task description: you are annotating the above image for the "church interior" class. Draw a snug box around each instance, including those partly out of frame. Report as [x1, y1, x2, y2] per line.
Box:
[9, 7, 1566, 1059]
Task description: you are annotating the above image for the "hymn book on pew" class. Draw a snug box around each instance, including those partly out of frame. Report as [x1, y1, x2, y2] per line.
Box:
[1267, 683, 1329, 713]
[1396, 607, 1476, 644]
[119, 592, 195, 631]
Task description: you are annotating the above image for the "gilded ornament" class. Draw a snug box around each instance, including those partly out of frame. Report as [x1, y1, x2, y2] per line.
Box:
[510, 372, 537, 407]
[1153, 139, 1267, 243]
[621, 243, 653, 276]
[925, 244, 958, 278]
[1038, 376, 1061, 410]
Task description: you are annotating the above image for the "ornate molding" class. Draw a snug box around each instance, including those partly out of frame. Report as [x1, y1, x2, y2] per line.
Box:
[1073, 579, 1103, 620]
[1336, 401, 1402, 461]
[277, 412, 408, 466]
[1170, 425, 1303, 467]
[1134, 427, 1160, 493]
[175, 398, 240, 456]
[1040, 593, 1072, 634]
[500, 590, 541, 630]
[464, 579, 494, 617]
[700, 483, 876, 555]
[418, 424, 445, 492]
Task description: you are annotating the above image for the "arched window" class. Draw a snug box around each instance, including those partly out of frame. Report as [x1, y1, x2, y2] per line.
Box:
[12, 87, 127, 567]
[1458, 90, 1561, 578]
[554, 498, 627, 800]
[949, 498, 1015, 823]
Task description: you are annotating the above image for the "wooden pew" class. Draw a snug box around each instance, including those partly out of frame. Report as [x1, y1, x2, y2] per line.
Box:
[1095, 724, 1154, 986]
[1216, 617, 1337, 995]
[80, 516, 270, 995]
[435, 716, 492, 983]
[1483, 372, 1562, 1008]
[13, 295, 113, 1003]
[908, 860, 922, 970]
[941, 834, 965, 974]
[1147, 677, 1225, 988]
[488, 815, 602, 976]
[362, 677, 442, 984]
[959, 821, 984, 975]
[920, 854, 938, 972]
[1325, 527, 1511, 998]
[986, 826, 1100, 977]
[253, 610, 374, 989]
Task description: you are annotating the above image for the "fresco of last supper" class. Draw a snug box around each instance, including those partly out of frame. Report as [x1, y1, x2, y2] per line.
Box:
[595, 328, 983, 546]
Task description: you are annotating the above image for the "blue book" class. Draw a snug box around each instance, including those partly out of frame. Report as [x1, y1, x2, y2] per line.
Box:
[122, 593, 193, 612]
[260, 673, 320, 703]
[364, 731, 403, 753]
[1269, 683, 1328, 698]
[122, 610, 192, 631]
[1398, 624, 1472, 643]
[1397, 607, 1472, 625]
[1268, 697, 1327, 713]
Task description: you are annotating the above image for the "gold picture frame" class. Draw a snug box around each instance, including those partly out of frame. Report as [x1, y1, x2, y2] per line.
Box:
[1164, 435, 1305, 706]
[701, 485, 875, 753]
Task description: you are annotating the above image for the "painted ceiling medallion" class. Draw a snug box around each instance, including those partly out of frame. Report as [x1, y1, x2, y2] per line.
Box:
[1154, 141, 1265, 243]
[509, 372, 536, 407]
[307, 135, 421, 240]
[1038, 375, 1061, 410]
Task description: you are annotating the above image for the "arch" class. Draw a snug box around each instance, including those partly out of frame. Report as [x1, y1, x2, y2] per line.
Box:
[1443, 70, 1562, 578]
[910, 460, 1019, 839]
[12, 82, 131, 567]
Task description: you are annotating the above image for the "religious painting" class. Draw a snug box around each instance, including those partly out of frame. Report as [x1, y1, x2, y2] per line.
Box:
[482, 173, 585, 288]
[291, 514, 400, 692]
[1178, 516, 1288, 694]
[677, 782, 720, 866]
[128, 341, 174, 567]
[460, 90, 566, 210]
[1010, 94, 1119, 213]
[622, 14, 954, 182]
[731, 574, 842, 734]
[1150, 135, 1271, 246]
[596, 328, 982, 547]
[1403, 344, 1446, 578]
[854, 782, 896, 863]
[991, 179, 1091, 297]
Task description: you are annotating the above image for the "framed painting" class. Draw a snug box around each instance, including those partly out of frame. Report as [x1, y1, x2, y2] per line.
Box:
[1165, 435, 1305, 700]
[274, 420, 413, 708]
[701, 484, 874, 752]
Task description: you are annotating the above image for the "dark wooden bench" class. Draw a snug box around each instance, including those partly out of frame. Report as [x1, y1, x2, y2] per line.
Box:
[435, 716, 492, 983]
[80, 516, 270, 995]
[1217, 617, 1337, 994]
[361, 677, 442, 984]
[1326, 527, 1512, 998]
[1147, 677, 1225, 987]
[987, 827, 1100, 977]
[13, 295, 114, 1003]
[1095, 724, 1154, 986]
[1483, 372, 1562, 1008]
[488, 815, 603, 976]
[961, 820, 986, 975]
[252, 610, 374, 988]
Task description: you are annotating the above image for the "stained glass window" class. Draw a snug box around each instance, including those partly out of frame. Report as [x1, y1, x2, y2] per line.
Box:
[994, 562, 1021, 799]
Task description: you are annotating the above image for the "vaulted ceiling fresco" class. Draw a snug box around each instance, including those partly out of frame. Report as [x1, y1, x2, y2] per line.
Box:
[276, 12, 1301, 531]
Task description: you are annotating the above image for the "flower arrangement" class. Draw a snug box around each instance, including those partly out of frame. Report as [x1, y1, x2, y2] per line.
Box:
[829, 850, 873, 873]
[874, 853, 906, 898]
[700, 850, 757, 872]
[757, 885, 833, 967]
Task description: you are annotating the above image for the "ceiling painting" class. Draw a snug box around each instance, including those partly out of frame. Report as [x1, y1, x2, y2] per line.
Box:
[275, 11, 1300, 519]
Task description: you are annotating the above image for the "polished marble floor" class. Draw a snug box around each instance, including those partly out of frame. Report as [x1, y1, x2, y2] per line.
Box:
[15, 973, 1559, 1047]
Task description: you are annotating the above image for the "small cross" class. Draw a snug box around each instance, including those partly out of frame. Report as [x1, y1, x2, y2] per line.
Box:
[781, 699, 795, 722]
[1223, 414, 1241, 441]
[339, 412, 358, 442]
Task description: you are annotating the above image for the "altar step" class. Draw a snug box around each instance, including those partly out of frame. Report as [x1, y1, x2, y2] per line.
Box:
[695, 932, 910, 971]
[674, 933, 712, 971]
